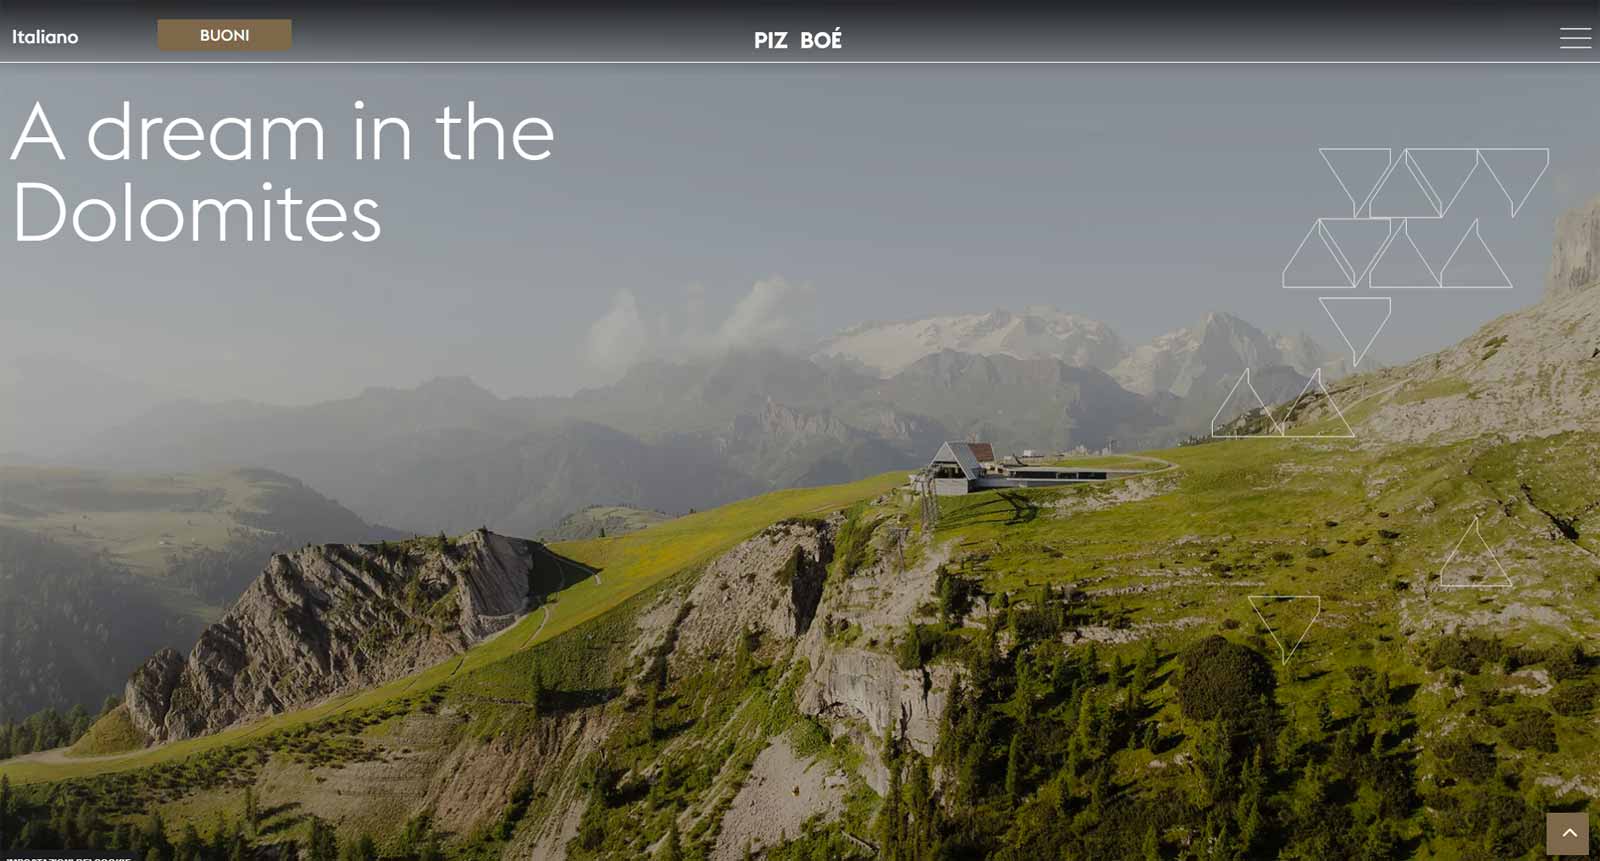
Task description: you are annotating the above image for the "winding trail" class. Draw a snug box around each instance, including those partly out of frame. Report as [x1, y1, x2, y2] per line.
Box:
[519, 604, 553, 650]
[1119, 454, 1179, 475]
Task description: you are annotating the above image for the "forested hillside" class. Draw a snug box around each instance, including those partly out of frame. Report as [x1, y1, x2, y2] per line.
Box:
[0, 469, 399, 720]
[0, 527, 184, 723]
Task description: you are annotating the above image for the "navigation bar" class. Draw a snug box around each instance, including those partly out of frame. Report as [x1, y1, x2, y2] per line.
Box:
[3, 1, 1600, 62]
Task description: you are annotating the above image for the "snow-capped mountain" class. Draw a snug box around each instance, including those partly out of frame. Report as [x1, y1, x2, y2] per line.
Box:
[813, 307, 1125, 377]
[813, 307, 1347, 398]
[1110, 312, 1350, 398]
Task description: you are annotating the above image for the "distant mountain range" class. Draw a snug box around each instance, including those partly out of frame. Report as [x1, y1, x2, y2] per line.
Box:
[813, 308, 1128, 375]
[814, 306, 1349, 395]
[11, 309, 1344, 537]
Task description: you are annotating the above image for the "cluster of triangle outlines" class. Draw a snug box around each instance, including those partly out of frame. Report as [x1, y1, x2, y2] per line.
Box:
[1322, 147, 1548, 219]
[1284, 147, 1544, 291]
[1247, 595, 1322, 666]
[1435, 516, 1514, 590]
[1211, 368, 1355, 439]
[1285, 217, 1512, 290]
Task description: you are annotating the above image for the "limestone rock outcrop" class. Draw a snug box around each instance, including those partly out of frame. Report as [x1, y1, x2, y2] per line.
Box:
[1546, 195, 1600, 301]
[673, 518, 834, 661]
[126, 529, 563, 743]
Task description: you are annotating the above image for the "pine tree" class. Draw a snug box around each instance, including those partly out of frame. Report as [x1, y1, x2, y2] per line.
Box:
[1004, 733, 1023, 804]
[142, 812, 171, 860]
[1087, 762, 1111, 824]
[1130, 644, 1155, 708]
[207, 812, 230, 858]
[734, 626, 755, 683]
[644, 684, 659, 742]
[175, 823, 203, 861]
[879, 757, 903, 860]
[1360, 819, 1398, 860]
[531, 667, 548, 717]
[243, 786, 258, 836]
[1138, 638, 1159, 675]
[1235, 791, 1263, 856]
[66, 704, 92, 741]
[905, 757, 934, 858]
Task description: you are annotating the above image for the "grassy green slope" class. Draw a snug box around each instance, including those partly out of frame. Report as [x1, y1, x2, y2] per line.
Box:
[0, 471, 904, 785]
[922, 432, 1600, 853]
[536, 430, 1600, 859]
[6, 425, 1596, 858]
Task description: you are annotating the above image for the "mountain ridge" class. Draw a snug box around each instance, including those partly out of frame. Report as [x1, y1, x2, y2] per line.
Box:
[58, 309, 1342, 537]
[125, 529, 568, 743]
[814, 306, 1347, 387]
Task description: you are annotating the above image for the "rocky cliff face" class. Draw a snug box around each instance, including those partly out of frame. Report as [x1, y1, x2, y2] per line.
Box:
[1354, 197, 1600, 445]
[640, 508, 954, 798]
[1545, 195, 1600, 301]
[792, 519, 956, 793]
[127, 529, 565, 743]
[672, 518, 835, 661]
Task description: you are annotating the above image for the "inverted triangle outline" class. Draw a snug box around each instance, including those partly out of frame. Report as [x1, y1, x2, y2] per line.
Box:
[1319, 218, 1395, 287]
[1477, 148, 1549, 218]
[1247, 594, 1322, 665]
[1318, 296, 1392, 368]
[1404, 148, 1482, 217]
[1320, 147, 1394, 217]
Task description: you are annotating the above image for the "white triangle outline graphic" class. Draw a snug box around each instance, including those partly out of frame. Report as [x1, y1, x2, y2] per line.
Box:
[1320, 147, 1393, 218]
[1477, 148, 1549, 218]
[1370, 153, 1444, 219]
[1318, 296, 1392, 368]
[1319, 218, 1394, 288]
[1404, 151, 1445, 215]
[1279, 368, 1356, 438]
[1436, 516, 1513, 589]
[1439, 219, 1513, 289]
[1210, 369, 1285, 438]
[1370, 220, 1442, 289]
[1284, 221, 1360, 289]
[1404, 148, 1482, 217]
[1248, 594, 1322, 665]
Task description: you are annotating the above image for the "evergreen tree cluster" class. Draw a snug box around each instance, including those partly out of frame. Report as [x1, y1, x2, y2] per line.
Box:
[0, 697, 118, 761]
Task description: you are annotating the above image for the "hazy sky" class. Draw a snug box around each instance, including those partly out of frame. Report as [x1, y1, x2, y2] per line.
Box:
[4, 65, 1596, 404]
